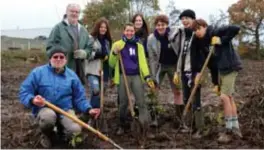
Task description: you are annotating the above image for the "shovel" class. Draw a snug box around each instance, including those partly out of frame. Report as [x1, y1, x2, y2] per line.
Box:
[97, 60, 108, 134]
[118, 54, 145, 147]
[183, 45, 215, 117]
[44, 100, 122, 149]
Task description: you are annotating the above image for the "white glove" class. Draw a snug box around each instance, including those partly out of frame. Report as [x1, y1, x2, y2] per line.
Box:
[74, 49, 87, 59]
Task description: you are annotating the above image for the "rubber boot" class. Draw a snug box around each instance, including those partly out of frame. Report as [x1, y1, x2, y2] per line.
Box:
[192, 108, 204, 139]
[174, 105, 184, 127]
[149, 109, 158, 127]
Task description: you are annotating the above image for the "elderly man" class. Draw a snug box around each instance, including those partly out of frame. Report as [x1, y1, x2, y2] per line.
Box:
[19, 46, 100, 148]
[46, 3, 92, 84]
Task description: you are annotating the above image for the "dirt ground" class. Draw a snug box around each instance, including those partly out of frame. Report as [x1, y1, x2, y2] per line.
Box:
[1, 57, 264, 149]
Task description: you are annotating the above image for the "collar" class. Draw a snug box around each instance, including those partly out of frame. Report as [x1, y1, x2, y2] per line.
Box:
[63, 19, 81, 31]
[48, 63, 66, 75]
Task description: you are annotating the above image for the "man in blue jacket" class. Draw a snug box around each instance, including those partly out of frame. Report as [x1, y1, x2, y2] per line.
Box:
[19, 46, 100, 148]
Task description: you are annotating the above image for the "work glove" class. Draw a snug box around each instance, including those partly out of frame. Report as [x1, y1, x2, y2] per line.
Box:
[94, 51, 107, 60]
[173, 72, 180, 85]
[194, 73, 202, 85]
[113, 45, 122, 55]
[74, 49, 87, 59]
[213, 85, 221, 96]
[211, 36, 221, 45]
[146, 77, 156, 89]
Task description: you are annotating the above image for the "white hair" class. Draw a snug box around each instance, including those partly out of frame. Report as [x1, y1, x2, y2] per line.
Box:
[66, 3, 81, 12]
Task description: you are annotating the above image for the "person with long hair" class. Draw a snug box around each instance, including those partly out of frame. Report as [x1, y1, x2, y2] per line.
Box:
[85, 17, 113, 110]
[131, 13, 149, 57]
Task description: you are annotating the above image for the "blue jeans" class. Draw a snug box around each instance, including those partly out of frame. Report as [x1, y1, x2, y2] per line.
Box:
[87, 75, 100, 108]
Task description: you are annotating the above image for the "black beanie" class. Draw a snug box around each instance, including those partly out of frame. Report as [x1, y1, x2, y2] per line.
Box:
[47, 46, 67, 58]
[179, 9, 196, 20]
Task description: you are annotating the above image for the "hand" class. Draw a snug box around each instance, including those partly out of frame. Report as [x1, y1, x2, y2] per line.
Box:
[94, 51, 106, 59]
[213, 85, 221, 96]
[211, 36, 221, 45]
[32, 95, 45, 107]
[194, 73, 202, 85]
[103, 55, 108, 61]
[173, 72, 180, 85]
[74, 49, 87, 59]
[113, 45, 122, 54]
[89, 108, 101, 119]
[146, 78, 156, 89]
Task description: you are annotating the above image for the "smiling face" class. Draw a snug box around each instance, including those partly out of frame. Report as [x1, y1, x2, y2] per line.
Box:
[181, 16, 194, 29]
[123, 25, 135, 39]
[155, 21, 168, 35]
[50, 53, 67, 69]
[99, 22, 107, 36]
[195, 26, 207, 39]
[66, 4, 80, 25]
[134, 15, 143, 30]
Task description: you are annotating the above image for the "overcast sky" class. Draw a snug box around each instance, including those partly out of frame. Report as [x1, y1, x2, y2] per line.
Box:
[0, 0, 238, 30]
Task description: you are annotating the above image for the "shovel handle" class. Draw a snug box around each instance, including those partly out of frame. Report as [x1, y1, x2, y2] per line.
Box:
[183, 46, 215, 117]
[119, 54, 135, 117]
[44, 101, 122, 149]
[100, 60, 104, 112]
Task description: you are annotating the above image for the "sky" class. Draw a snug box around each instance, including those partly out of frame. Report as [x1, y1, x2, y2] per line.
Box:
[0, 0, 238, 30]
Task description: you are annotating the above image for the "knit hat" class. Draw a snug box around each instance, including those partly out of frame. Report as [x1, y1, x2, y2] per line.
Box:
[179, 9, 196, 20]
[47, 46, 67, 59]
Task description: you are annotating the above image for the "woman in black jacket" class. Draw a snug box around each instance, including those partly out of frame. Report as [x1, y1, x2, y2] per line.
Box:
[193, 19, 242, 143]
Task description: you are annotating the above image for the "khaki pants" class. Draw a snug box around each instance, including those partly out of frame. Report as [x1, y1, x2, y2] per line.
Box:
[220, 71, 238, 96]
[37, 107, 82, 138]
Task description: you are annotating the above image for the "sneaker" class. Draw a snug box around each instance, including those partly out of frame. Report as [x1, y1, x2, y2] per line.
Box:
[217, 129, 232, 143]
[40, 134, 52, 148]
[232, 127, 243, 138]
[116, 127, 125, 135]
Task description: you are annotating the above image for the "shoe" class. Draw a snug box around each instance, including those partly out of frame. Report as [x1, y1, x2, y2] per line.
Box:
[116, 127, 125, 135]
[232, 127, 243, 138]
[217, 129, 232, 143]
[180, 123, 191, 133]
[40, 134, 52, 148]
[150, 118, 158, 127]
[192, 129, 203, 139]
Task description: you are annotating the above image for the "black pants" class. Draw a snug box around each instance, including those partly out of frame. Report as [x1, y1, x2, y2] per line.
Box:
[181, 73, 201, 111]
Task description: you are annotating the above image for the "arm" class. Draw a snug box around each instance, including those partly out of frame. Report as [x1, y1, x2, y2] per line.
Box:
[147, 35, 157, 77]
[216, 25, 240, 44]
[72, 77, 92, 113]
[46, 25, 61, 56]
[138, 44, 150, 80]
[207, 54, 219, 85]
[83, 29, 93, 59]
[19, 70, 38, 108]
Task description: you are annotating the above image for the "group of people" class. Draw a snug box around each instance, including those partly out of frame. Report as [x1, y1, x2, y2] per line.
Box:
[19, 3, 243, 148]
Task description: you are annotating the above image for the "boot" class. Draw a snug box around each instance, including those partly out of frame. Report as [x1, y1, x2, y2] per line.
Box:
[174, 105, 184, 128]
[150, 111, 158, 127]
[232, 127, 243, 138]
[218, 128, 232, 143]
[40, 134, 52, 148]
[116, 126, 125, 135]
[192, 108, 204, 139]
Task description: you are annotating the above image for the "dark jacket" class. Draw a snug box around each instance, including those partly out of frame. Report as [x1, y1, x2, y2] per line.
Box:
[204, 25, 242, 75]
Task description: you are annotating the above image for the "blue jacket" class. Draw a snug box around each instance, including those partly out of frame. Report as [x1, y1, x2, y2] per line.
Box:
[19, 64, 92, 116]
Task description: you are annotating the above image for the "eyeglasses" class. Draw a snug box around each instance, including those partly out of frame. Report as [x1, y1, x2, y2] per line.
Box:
[52, 55, 65, 59]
